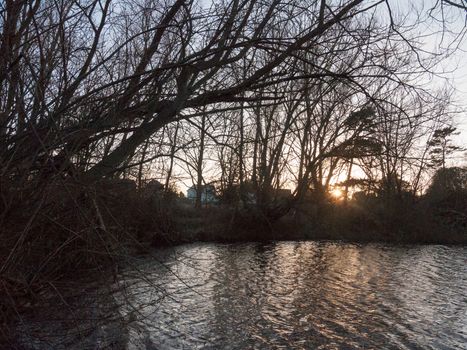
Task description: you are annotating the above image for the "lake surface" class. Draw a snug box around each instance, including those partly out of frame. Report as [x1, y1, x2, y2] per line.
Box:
[20, 242, 467, 349]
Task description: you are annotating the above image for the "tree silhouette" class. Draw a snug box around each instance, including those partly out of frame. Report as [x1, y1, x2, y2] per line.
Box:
[428, 127, 464, 169]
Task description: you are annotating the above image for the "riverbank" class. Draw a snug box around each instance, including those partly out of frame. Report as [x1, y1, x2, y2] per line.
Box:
[146, 201, 467, 247]
[1, 187, 466, 347]
[8, 242, 467, 349]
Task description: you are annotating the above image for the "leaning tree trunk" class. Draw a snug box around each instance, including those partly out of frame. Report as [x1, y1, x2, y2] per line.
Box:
[195, 113, 206, 209]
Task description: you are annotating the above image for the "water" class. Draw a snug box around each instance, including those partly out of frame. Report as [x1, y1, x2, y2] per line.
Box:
[20, 242, 467, 349]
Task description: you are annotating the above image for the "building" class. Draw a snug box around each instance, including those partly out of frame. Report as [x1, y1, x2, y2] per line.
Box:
[187, 184, 218, 204]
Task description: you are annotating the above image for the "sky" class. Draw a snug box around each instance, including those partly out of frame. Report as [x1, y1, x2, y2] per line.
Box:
[451, 56, 467, 161]
[174, 0, 467, 194]
[404, 0, 467, 163]
[442, 26, 466, 165]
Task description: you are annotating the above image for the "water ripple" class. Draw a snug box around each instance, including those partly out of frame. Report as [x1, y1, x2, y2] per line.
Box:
[115, 242, 467, 350]
[18, 242, 467, 349]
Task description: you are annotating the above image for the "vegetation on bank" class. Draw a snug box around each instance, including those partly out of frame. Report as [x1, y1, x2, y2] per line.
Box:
[1, 0, 467, 347]
[1, 171, 466, 347]
[4, 164, 466, 347]
[173, 168, 467, 245]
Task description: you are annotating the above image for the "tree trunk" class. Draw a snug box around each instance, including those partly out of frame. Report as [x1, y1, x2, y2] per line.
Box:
[195, 113, 206, 208]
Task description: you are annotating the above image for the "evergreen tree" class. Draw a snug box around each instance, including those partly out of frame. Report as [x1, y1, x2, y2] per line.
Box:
[427, 127, 464, 169]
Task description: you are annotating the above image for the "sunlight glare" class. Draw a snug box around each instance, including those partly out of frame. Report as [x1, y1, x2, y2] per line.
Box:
[330, 188, 343, 199]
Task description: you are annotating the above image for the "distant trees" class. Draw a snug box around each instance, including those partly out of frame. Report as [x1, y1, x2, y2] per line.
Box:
[0, 0, 465, 260]
[3, 0, 366, 180]
[427, 167, 467, 200]
[0, 1, 464, 210]
[426, 166, 467, 230]
[1, 0, 462, 187]
[2, 1, 467, 342]
[428, 127, 464, 169]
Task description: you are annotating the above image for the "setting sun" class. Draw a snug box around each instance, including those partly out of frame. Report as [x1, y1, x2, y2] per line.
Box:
[2, 0, 467, 348]
[330, 188, 344, 199]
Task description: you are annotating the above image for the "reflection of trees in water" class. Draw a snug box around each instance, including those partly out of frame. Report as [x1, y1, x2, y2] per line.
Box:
[383, 246, 467, 349]
[206, 243, 467, 349]
[208, 243, 393, 348]
[208, 244, 273, 348]
[117, 245, 224, 348]
[20, 243, 467, 349]
[277, 243, 378, 348]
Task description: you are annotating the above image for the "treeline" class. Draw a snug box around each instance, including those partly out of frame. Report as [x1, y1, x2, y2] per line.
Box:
[1, 0, 466, 344]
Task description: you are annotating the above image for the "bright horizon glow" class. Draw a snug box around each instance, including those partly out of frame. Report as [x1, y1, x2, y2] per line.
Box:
[330, 188, 344, 199]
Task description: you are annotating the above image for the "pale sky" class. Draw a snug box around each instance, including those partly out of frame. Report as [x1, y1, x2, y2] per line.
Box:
[451, 56, 467, 163]
[174, 0, 467, 194]
[372, 0, 467, 164]
[406, 0, 467, 164]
